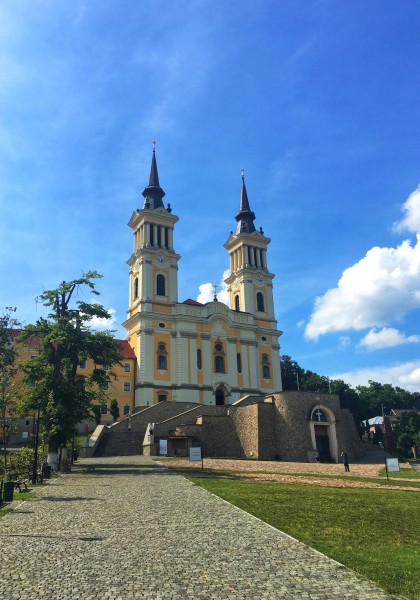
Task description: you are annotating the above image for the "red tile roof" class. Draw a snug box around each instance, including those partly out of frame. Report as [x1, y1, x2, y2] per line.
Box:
[182, 298, 204, 306]
[116, 339, 136, 359]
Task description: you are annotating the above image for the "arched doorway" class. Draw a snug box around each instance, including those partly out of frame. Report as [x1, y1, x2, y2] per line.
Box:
[215, 389, 225, 405]
[309, 405, 338, 462]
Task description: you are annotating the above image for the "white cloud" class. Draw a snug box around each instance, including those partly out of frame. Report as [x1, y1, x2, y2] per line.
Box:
[339, 336, 351, 347]
[331, 360, 420, 392]
[306, 185, 420, 340]
[393, 185, 420, 234]
[358, 327, 420, 351]
[87, 308, 118, 332]
[305, 236, 420, 339]
[197, 270, 229, 306]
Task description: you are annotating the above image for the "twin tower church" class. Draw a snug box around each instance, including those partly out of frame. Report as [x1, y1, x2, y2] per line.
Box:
[123, 145, 283, 407]
[89, 145, 363, 463]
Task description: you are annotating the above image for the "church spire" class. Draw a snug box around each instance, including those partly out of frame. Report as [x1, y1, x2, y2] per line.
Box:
[235, 169, 256, 234]
[142, 140, 166, 209]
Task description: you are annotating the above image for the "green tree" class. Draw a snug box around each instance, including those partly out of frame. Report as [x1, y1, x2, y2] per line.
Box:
[109, 399, 120, 422]
[18, 272, 123, 469]
[0, 307, 20, 481]
[281, 355, 305, 390]
[394, 411, 420, 458]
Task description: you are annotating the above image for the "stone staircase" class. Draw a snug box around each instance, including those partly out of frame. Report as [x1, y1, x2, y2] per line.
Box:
[93, 431, 143, 457]
[358, 442, 390, 464]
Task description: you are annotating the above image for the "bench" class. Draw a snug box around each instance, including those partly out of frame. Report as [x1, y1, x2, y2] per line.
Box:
[14, 478, 29, 493]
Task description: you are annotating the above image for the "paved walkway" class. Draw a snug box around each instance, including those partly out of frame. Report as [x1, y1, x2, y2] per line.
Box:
[0, 456, 399, 599]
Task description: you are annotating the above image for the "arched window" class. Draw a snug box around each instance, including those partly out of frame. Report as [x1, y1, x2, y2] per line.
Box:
[234, 295, 240, 311]
[262, 354, 271, 379]
[134, 277, 139, 299]
[256, 291, 265, 312]
[214, 342, 225, 373]
[156, 274, 166, 296]
[157, 342, 167, 370]
[197, 348, 202, 370]
[237, 353, 242, 373]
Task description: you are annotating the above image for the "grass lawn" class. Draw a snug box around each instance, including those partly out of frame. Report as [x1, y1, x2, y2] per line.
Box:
[190, 476, 420, 600]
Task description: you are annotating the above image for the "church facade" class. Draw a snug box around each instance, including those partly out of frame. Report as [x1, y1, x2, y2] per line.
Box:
[84, 146, 364, 463]
[122, 146, 283, 408]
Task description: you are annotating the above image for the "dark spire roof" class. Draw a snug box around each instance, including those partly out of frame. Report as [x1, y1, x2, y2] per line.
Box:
[235, 169, 256, 234]
[142, 141, 166, 209]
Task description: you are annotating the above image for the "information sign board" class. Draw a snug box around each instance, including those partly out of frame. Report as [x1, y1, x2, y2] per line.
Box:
[189, 447, 202, 462]
[386, 458, 400, 472]
[159, 439, 168, 456]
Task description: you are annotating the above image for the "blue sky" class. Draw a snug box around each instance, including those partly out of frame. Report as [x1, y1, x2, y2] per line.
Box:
[1, 1, 420, 391]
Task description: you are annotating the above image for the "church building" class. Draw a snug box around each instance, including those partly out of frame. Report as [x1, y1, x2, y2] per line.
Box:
[123, 144, 283, 407]
[85, 146, 363, 463]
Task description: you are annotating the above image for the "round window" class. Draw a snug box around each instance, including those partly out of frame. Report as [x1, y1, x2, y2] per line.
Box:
[158, 343, 166, 351]
[215, 343, 223, 352]
[159, 323, 165, 328]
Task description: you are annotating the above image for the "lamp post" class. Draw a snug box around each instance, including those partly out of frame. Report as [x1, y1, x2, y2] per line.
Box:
[31, 399, 41, 485]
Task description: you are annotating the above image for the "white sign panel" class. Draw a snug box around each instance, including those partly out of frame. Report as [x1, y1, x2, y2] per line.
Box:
[159, 439, 168, 456]
[189, 447, 202, 462]
[386, 458, 400, 472]
[22, 431, 29, 439]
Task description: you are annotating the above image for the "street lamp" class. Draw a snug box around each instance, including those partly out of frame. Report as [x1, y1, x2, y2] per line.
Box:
[31, 399, 41, 485]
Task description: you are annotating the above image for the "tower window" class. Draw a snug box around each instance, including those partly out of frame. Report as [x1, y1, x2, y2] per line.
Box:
[157, 342, 167, 370]
[197, 348, 202, 370]
[262, 354, 271, 379]
[234, 294, 240, 311]
[237, 353, 242, 373]
[256, 291, 265, 312]
[215, 355, 224, 373]
[214, 342, 225, 373]
[156, 274, 166, 296]
[164, 227, 169, 249]
[134, 277, 139, 299]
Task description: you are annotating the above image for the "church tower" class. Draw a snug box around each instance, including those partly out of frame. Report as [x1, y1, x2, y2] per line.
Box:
[124, 143, 180, 406]
[224, 170, 276, 326]
[224, 170, 282, 392]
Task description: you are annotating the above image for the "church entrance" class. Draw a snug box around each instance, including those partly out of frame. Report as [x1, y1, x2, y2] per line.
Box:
[315, 425, 332, 462]
[215, 390, 225, 405]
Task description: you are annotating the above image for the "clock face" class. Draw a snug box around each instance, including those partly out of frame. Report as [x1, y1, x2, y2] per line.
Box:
[157, 255, 165, 263]
[256, 274, 262, 281]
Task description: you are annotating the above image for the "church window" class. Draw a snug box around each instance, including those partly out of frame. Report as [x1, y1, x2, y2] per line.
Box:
[197, 348, 202, 370]
[256, 291, 265, 312]
[234, 295, 240, 311]
[157, 343, 167, 370]
[237, 353, 242, 373]
[164, 227, 169, 249]
[262, 354, 271, 379]
[214, 342, 225, 373]
[156, 274, 166, 296]
[134, 277, 139, 299]
[149, 224, 154, 245]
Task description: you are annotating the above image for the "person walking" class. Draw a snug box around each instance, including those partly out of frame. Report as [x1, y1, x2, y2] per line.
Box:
[341, 451, 350, 472]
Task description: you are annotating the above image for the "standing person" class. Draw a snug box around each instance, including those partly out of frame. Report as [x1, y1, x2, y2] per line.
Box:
[341, 451, 350, 472]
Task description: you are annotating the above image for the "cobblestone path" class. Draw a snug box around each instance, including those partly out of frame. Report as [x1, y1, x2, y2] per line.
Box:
[0, 456, 399, 599]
